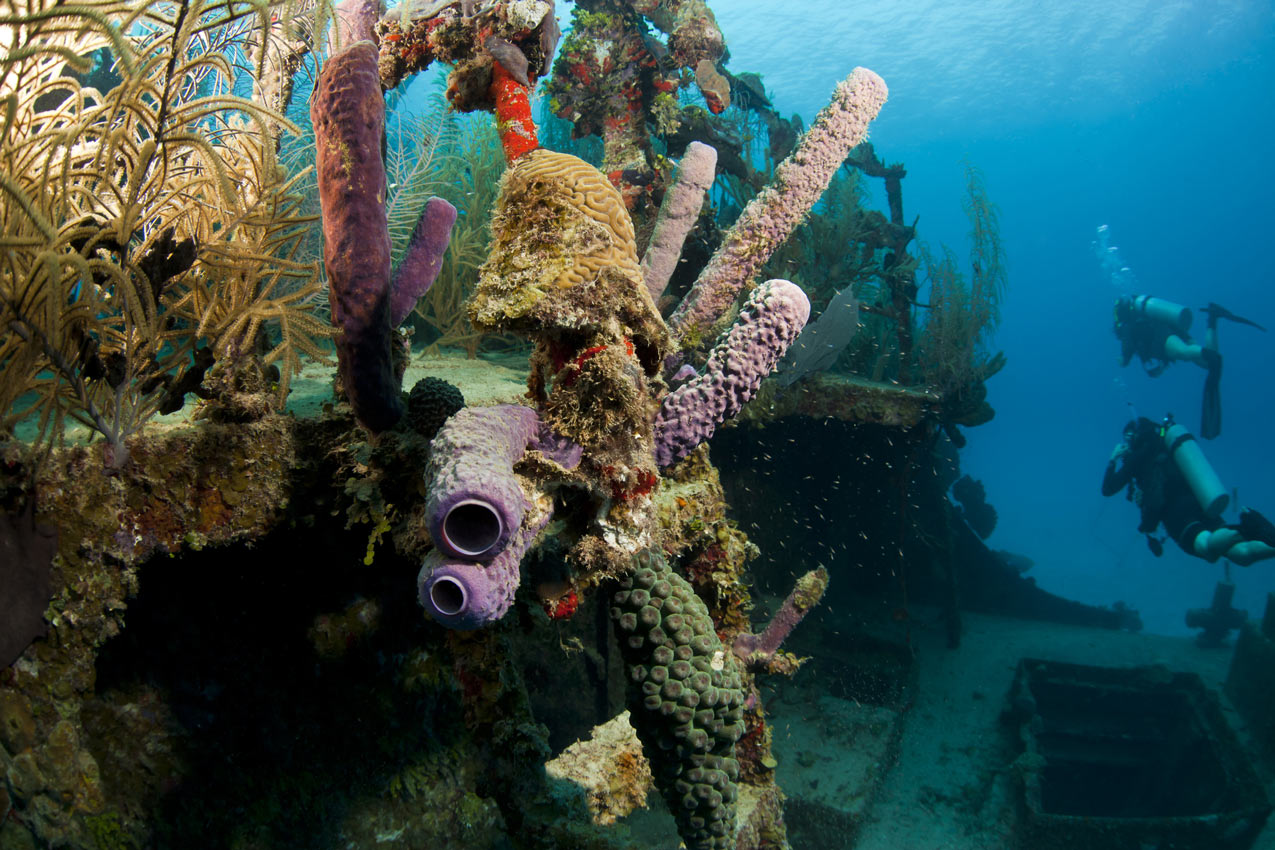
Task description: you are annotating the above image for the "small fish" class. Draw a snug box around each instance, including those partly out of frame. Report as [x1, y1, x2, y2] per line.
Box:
[484, 35, 530, 87]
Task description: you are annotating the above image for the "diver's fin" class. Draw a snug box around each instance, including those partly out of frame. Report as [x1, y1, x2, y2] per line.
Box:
[1239, 508, 1275, 548]
[1202, 302, 1267, 332]
[1200, 350, 1222, 439]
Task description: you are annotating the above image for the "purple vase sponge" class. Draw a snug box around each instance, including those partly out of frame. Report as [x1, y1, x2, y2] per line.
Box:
[654, 279, 810, 467]
[418, 511, 550, 630]
[425, 404, 581, 561]
[425, 405, 538, 560]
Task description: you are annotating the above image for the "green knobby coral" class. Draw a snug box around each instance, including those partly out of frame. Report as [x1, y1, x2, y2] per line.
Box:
[610, 549, 745, 850]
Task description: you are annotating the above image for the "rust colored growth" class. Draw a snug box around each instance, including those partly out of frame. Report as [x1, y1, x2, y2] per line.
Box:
[376, 15, 443, 87]
[544, 588, 579, 619]
[575, 344, 610, 366]
[552, 341, 621, 389]
[490, 61, 539, 163]
[734, 705, 776, 783]
[559, 344, 609, 387]
[602, 464, 659, 503]
[547, 336, 634, 385]
[659, 0, 726, 70]
[545, 10, 653, 140]
[132, 500, 184, 553]
[694, 59, 730, 114]
[377, 0, 560, 109]
[685, 542, 727, 584]
[536, 333, 656, 453]
[606, 163, 660, 213]
[28, 417, 293, 570]
[113, 467, 257, 556]
[631, 468, 658, 497]
[194, 487, 234, 534]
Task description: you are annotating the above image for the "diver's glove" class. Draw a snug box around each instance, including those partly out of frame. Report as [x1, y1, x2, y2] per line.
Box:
[1109, 442, 1130, 463]
[1239, 508, 1275, 548]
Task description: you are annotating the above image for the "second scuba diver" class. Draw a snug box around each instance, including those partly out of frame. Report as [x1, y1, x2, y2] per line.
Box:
[1102, 416, 1275, 566]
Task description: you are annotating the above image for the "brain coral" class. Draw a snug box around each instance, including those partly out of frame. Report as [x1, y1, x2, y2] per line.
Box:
[468, 149, 666, 351]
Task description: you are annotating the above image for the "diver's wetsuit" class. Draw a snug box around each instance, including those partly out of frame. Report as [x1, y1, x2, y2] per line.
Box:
[1101, 420, 1221, 554]
[1114, 302, 1186, 376]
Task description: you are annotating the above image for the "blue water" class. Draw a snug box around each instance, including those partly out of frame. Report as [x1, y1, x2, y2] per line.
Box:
[707, 0, 1275, 635]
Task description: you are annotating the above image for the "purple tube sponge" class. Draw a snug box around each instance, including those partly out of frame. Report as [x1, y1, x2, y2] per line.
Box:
[640, 141, 717, 303]
[733, 567, 829, 671]
[425, 405, 540, 560]
[669, 68, 887, 344]
[312, 42, 403, 433]
[390, 197, 457, 328]
[654, 279, 810, 467]
[418, 511, 551, 630]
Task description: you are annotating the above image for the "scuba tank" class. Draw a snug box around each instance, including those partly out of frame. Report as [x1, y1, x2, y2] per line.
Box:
[1131, 295, 1192, 333]
[1162, 422, 1228, 517]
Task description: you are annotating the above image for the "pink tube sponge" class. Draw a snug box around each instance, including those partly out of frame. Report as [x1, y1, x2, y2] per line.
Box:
[390, 196, 457, 328]
[669, 68, 887, 344]
[654, 279, 810, 467]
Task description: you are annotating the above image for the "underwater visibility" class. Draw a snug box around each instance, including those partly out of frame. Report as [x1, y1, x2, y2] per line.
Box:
[2, 0, 1274, 848]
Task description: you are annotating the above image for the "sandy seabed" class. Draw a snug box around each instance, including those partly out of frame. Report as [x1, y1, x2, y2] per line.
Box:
[765, 610, 1271, 850]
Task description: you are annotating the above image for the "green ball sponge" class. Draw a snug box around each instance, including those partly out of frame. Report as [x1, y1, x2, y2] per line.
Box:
[406, 376, 464, 440]
[611, 550, 745, 850]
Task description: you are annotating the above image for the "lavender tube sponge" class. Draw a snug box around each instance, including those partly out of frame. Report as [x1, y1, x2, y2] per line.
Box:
[640, 141, 717, 303]
[654, 279, 810, 467]
[669, 68, 886, 344]
[426, 404, 545, 562]
[312, 42, 403, 433]
[334, 0, 383, 46]
[418, 511, 551, 630]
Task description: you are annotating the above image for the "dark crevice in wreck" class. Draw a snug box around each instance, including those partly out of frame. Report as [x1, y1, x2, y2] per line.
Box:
[86, 518, 453, 849]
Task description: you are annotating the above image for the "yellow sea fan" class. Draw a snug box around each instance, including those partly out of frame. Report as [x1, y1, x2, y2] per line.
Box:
[1, 0, 330, 456]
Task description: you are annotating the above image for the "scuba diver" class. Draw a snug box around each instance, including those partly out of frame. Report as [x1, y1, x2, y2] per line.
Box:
[1112, 295, 1265, 439]
[1102, 415, 1275, 566]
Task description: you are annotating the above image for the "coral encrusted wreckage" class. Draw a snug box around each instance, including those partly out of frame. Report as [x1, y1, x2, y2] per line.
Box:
[1, 0, 887, 847]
